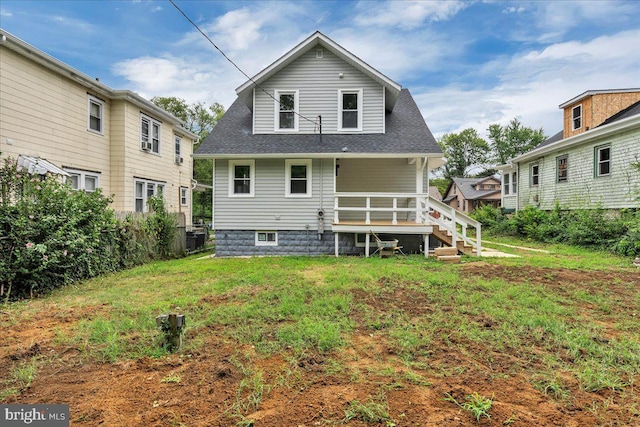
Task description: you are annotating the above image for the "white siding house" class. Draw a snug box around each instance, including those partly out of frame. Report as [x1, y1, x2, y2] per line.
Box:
[497, 90, 640, 211]
[195, 32, 482, 257]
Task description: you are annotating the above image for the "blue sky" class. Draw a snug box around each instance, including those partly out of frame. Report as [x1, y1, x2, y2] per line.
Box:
[1, 0, 639, 139]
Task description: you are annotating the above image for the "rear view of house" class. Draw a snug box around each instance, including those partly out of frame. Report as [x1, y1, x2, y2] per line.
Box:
[498, 89, 640, 211]
[196, 32, 482, 257]
[0, 29, 198, 223]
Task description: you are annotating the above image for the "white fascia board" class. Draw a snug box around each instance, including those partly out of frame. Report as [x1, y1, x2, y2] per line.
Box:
[111, 90, 186, 126]
[559, 88, 640, 109]
[172, 125, 199, 141]
[194, 152, 444, 160]
[235, 31, 402, 100]
[512, 114, 640, 163]
[1, 29, 112, 97]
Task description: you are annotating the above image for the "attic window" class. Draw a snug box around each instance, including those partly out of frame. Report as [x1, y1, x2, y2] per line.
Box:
[572, 105, 582, 130]
[274, 90, 299, 131]
[316, 48, 323, 59]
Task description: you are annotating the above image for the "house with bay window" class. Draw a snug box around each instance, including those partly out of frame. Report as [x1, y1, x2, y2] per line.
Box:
[497, 89, 640, 212]
[0, 29, 197, 223]
[195, 31, 482, 257]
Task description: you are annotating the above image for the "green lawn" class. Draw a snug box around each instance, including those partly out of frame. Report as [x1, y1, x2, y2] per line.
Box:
[2, 237, 639, 426]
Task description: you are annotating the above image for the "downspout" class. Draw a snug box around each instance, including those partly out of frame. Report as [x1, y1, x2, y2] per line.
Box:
[515, 162, 520, 212]
[317, 115, 324, 240]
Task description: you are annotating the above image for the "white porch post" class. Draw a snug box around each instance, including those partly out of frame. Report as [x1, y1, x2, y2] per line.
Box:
[334, 232, 339, 257]
[365, 233, 370, 257]
[424, 234, 429, 259]
[416, 158, 423, 223]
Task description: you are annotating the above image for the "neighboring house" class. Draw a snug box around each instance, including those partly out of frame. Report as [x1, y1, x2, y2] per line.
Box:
[497, 89, 640, 211]
[443, 176, 501, 213]
[0, 29, 197, 223]
[195, 31, 482, 257]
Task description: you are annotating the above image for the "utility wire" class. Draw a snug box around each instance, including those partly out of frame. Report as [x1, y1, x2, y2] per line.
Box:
[168, 0, 319, 126]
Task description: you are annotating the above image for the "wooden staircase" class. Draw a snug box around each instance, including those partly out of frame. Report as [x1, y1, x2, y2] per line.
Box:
[431, 225, 475, 256]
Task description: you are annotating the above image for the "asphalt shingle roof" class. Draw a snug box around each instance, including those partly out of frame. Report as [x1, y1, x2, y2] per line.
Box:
[195, 88, 441, 157]
[449, 177, 501, 200]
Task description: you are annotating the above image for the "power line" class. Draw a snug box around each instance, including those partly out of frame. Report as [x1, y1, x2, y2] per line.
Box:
[168, 0, 319, 127]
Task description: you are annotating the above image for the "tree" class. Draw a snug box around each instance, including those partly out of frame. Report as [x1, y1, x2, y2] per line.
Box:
[151, 97, 225, 148]
[488, 118, 546, 165]
[151, 97, 225, 224]
[438, 128, 490, 179]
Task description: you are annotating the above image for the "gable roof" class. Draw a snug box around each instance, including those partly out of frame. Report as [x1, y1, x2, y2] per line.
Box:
[504, 100, 640, 165]
[444, 177, 500, 201]
[559, 88, 640, 109]
[195, 88, 442, 159]
[235, 31, 402, 112]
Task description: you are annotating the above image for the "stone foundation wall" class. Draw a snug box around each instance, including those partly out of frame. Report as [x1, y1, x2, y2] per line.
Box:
[215, 230, 361, 257]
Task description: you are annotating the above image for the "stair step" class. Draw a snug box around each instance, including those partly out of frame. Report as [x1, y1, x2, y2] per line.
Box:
[436, 255, 462, 263]
[434, 247, 459, 256]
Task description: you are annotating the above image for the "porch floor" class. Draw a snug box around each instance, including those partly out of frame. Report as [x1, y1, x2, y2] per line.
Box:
[331, 220, 433, 235]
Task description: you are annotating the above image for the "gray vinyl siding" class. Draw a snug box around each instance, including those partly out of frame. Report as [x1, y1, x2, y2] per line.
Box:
[253, 48, 384, 134]
[215, 158, 334, 230]
[517, 128, 640, 210]
[335, 158, 424, 222]
[215, 157, 427, 229]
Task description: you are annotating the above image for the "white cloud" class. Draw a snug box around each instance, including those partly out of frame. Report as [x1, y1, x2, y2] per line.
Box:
[1, 8, 13, 17]
[415, 29, 640, 139]
[354, 0, 468, 28]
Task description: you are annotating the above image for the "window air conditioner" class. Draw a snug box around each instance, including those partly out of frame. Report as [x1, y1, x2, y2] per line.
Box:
[175, 155, 183, 165]
[142, 141, 152, 151]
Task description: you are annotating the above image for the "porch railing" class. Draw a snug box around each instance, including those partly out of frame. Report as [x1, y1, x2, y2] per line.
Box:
[333, 192, 481, 256]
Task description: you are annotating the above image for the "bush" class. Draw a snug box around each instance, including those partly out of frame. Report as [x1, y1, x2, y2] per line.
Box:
[0, 157, 181, 300]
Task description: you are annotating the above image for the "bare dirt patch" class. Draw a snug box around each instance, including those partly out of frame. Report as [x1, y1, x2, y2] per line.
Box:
[2, 265, 639, 426]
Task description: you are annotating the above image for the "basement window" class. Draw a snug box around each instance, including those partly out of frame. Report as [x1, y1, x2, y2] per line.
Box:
[255, 231, 278, 246]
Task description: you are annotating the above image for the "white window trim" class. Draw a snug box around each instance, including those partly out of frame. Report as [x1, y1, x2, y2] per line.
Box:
[572, 104, 582, 131]
[338, 88, 363, 132]
[503, 173, 510, 195]
[87, 95, 104, 135]
[65, 168, 101, 192]
[285, 159, 312, 198]
[512, 172, 517, 194]
[557, 155, 568, 183]
[140, 113, 161, 154]
[274, 90, 299, 132]
[134, 178, 166, 213]
[174, 135, 183, 165]
[228, 160, 255, 197]
[595, 145, 611, 177]
[255, 231, 278, 246]
[180, 186, 189, 206]
[530, 163, 539, 187]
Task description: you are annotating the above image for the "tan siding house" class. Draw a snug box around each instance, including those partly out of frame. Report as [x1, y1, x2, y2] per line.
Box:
[0, 29, 197, 224]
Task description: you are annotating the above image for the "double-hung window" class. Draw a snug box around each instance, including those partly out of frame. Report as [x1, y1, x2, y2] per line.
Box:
[503, 173, 510, 194]
[595, 145, 611, 177]
[134, 178, 165, 212]
[174, 135, 182, 165]
[338, 89, 362, 131]
[229, 160, 255, 197]
[180, 186, 188, 206]
[530, 164, 539, 186]
[140, 114, 161, 154]
[88, 96, 104, 134]
[557, 155, 568, 183]
[512, 172, 517, 194]
[572, 105, 582, 131]
[66, 168, 100, 192]
[285, 159, 312, 197]
[275, 90, 298, 131]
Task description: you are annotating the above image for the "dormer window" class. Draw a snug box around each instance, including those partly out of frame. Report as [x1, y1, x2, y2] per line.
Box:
[275, 90, 298, 131]
[572, 104, 582, 131]
[338, 89, 362, 131]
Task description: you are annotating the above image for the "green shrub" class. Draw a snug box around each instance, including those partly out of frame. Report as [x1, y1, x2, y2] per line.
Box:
[0, 157, 181, 300]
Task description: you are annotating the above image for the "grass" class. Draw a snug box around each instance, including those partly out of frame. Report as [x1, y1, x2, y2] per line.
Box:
[1, 235, 639, 424]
